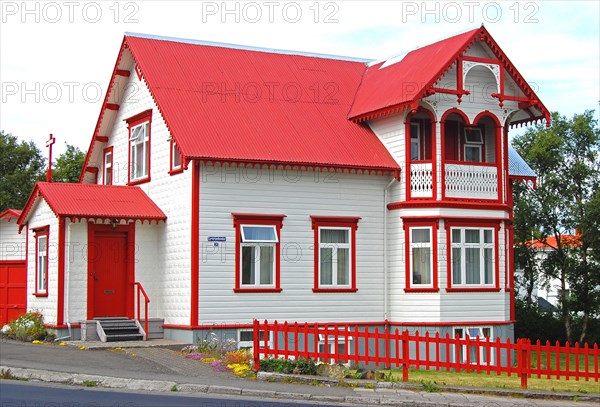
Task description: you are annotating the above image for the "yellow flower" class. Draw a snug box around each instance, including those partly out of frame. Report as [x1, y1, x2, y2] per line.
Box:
[58, 342, 67, 346]
[32, 340, 43, 344]
[78, 346, 88, 351]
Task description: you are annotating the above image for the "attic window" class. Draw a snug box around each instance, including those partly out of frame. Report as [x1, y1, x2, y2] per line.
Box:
[169, 138, 183, 175]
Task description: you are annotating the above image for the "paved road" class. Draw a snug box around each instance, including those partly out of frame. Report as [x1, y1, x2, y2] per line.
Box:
[0, 381, 356, 407]
[1, 339, 598, 407]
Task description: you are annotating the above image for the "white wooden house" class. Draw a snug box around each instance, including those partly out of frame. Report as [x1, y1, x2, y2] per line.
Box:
[16, 26, 547, 344]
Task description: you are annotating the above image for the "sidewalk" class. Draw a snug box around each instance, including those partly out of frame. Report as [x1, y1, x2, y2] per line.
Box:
[1, 339, 598, 406]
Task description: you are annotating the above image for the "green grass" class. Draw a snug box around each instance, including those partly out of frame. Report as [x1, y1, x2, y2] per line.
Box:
[383, 368, 600, 394]
[81, 380, 97, 387]
[529, 350, 598, 372]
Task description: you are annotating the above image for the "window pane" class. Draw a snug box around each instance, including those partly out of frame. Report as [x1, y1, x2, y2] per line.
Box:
[320, 247, 333, 285]
[451, 229, 461, 243]
[172, 143, 181, 168]
[259, 246, 274, 285]
[321, 229, 348, 244]
[241, 246, 255, 285]
[412, 247, 431, 284]
[241, 226, 277, 242]
[337, 248, 349, 285]
[484, 229, 493, 243]
[467, 328, 481, 338]
[411, 228, 430, 243]
[452, 248, 461, 284]
[411, 141, 420, 160]
[465, 229, 480, 243]
[240, 331, 253, 342]
[482, 328, 491, 338]
[135, 143, 145, 177]
[465, 145, 481, 162]
[484, 248, 493, 284]
[465, 248, 480, 284]
[454, 328, 464, 338]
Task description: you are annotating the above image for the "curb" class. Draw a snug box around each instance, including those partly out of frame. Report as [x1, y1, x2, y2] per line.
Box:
[256, 371, 600, 403]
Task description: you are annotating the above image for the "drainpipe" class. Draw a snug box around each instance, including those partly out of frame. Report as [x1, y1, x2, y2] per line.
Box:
[383, 177, 397, 323]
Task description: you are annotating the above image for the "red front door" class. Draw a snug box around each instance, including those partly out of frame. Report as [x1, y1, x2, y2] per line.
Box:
[90, 229, 130, 318]
[0, 261, 27, 325]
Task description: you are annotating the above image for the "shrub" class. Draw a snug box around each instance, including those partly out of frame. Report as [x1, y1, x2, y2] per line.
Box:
[8, 311, 48, 341]
[258, 357, 317, 375]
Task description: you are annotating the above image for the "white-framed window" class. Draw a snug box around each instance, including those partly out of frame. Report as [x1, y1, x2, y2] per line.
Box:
[410, 122, 421, 160]
[130, 121, 149, 181]
[238, 329, 272, 351]
[410, 227, 432, 286]
[319, 227, 351, 287]
[318, 333, 353, 365]
[464, 127, 483, 162]
[170, 138, 182, 173]
[103, 147, 113, 185]
[451, 228, 495, 286]
[453, 326, 494, 365]
[240, 225, 278, 287]
[35, 229, 49, 295]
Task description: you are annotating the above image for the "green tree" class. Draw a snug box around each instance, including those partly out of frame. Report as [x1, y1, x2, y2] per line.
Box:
[513, 110, 600, 343]
[52, 143, 86, 183]
[0, 131, 45, 211]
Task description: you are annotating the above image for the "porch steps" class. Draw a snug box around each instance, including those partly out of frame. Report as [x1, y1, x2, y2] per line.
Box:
[94, 317, 144, 342]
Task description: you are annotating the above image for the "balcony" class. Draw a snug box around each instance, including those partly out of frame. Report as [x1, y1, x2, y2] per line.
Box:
[409, 162, 499, 201]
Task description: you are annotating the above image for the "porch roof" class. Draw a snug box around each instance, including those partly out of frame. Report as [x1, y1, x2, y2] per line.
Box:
[17, 183, 167, 227]
[508, 144, 537, 185]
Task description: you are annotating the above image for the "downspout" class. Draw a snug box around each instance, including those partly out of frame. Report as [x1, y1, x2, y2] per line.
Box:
[384, 176, 397, 323]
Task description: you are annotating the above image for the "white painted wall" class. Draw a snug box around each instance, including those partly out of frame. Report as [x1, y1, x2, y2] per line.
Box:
[197, 166, 389, 324]
[97, 58, 192, 325]
[0, 217, 25, 261]
[26, 200, 59, 325]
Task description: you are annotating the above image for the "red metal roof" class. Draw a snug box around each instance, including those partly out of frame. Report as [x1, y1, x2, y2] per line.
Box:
[348, 26, 549, 123]
[123, 35, 399, 173]
[17, 183, 166, 226]
[0, 209, 22, 223]
[522, 235, 581, 250]
[348, 29, 480, 120]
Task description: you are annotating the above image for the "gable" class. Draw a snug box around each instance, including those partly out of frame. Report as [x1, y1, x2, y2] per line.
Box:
[349, 26, 549, 127]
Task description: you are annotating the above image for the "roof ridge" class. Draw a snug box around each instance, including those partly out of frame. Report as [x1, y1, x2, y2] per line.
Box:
[125, 32, 373, 63]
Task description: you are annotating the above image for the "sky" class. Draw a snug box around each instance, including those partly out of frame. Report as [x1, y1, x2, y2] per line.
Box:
[1, 0, 599, 157]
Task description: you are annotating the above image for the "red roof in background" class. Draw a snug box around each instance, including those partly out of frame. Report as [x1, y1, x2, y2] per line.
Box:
[523, 235, 581, 250]
[348, 28, 479, 121]
[0, 209, 22, 223]
[17, 183, 166, 227]
[124, 35, 399, 173]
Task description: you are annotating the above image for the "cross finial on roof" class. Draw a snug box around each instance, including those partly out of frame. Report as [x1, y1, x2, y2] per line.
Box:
[46, 134, 55, 182]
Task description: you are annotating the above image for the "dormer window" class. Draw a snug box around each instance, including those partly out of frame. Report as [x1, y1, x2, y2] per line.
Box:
[464, 128, 483, 162]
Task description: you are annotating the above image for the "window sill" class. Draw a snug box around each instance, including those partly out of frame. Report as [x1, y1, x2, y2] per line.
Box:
[404, 287, 439, 293]
[312, 288, 358, 293]
[33, 293, 48, 297]
[446, 287, 501, 292]
[128, 176, 151, 186]
[233, 288, 282, 293]
[169, 167, 184, 176]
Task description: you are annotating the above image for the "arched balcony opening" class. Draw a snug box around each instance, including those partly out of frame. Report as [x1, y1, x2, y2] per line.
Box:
[406, 109, 435, 199]
[442, 111, 501, 201]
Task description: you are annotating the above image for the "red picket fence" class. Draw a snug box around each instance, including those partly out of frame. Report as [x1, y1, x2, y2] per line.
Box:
[252, 320, 599, 389]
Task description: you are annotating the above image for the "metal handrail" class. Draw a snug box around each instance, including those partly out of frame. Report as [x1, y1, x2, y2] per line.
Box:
[134, 282, 150, 340]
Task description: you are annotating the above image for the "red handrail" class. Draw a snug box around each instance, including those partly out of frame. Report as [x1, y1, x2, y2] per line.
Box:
[134, 282, 150, 341]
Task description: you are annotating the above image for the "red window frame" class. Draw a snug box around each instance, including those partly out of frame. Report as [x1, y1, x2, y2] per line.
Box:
[126, 109, 152, 185]
[103, 146, 114, 185]
[169, 137, 183, 175]
[445, 219, 501, 292]
[402, 218, 439, 293]
[311, 216, 360, 293]
[232, 213, 286, 293]
[33, 226, 49, 297]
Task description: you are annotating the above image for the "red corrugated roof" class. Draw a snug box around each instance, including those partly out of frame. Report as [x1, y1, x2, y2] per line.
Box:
[17, 183, 166, 227]
[348, 29, 479, 120]
[0, 209, 22, 223]
[124, 35, 399, 173]
[522, 235, 581, 250]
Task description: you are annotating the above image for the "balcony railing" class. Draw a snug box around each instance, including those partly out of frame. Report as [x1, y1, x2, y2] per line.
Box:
[410, 162, 433, 198]
[445, 163, 498, 200]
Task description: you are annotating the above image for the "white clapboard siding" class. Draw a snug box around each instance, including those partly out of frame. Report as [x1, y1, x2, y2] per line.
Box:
[198, 167, 388, 324]
[0, 218, 25, 261]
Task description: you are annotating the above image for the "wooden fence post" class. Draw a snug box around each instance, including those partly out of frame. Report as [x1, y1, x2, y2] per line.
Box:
[253, 319, 260, 372]
[519, 338, 529, 389]
[402, 330, 409, 382]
